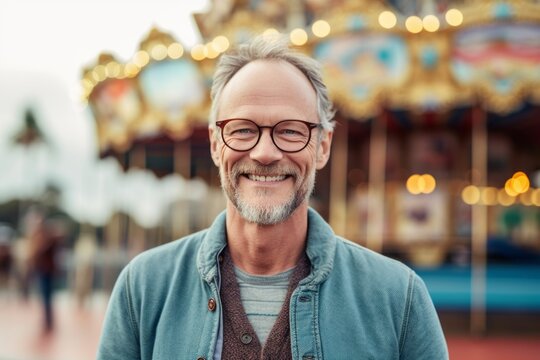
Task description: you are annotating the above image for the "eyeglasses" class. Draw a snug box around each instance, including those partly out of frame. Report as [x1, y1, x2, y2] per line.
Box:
[215, 119, 322, 153]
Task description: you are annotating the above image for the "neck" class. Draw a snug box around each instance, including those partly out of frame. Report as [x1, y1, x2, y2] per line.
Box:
[225, 202, 308, 275]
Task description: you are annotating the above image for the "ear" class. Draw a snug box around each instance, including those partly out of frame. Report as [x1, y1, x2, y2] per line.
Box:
[208, 126, 220, 167]
[316, 130, 333, 170]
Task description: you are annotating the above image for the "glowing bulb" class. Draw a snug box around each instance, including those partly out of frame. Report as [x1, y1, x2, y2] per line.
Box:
[498, 188, 516, 206]
[263, 28, 280, 40]
[532, 188, 540, 206]
[105, 62, 121, 78]
[422, 15, 440, 32]
[212, 36, 230, 53]
[93, 65, 106, 82]
[168, 43, 184, 59]
[378, 11, 397, 29]
[446, 8, 463, 26]
[462, 185, 480, 205]
[312, 20, 331, 37]
[511, 171, 530, 194]
[191, 44, 206, 61]
[290, 28, 308, 46]
[481, 187, 498, 206]
[421, 174, 436, 194]
[520, 190, 533, 206]
[133, 51, 150, 67]
[406, 174, 422, 195]
[405, 16, 423, 33]
[150, 44, 168, 61]
[124, 63, 140, 78]
[205, 43, 220, 59]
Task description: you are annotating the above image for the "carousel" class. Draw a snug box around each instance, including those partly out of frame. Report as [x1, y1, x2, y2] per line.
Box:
[83, 0, 540, 332]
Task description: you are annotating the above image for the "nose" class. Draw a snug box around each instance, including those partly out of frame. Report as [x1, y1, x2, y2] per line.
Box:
[249, 128, 283, 164]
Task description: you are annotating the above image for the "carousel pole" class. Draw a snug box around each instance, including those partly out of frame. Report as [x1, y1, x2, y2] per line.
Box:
[329, 115, 348, 236]
[173, 139, 192, 237]
[471, 104, 488, 334]
[366, 110, 387, 253]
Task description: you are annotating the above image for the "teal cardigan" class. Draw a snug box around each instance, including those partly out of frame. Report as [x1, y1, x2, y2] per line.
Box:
[98, 208, 448, 359]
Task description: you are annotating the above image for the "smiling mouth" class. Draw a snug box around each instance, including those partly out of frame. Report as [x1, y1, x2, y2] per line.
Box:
[246, 174, 288, 182]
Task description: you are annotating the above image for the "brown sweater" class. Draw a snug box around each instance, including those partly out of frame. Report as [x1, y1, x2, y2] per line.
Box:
[219, 248, 311, 359]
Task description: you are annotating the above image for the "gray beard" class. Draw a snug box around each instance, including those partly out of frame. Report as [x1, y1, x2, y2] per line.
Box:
[220, 163, 316, 225]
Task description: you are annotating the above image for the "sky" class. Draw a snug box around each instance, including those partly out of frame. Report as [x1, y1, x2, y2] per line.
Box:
[0, 0, 212, 227]
[0, 0, 210, 101]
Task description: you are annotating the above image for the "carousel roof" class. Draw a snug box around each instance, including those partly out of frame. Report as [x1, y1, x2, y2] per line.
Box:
[83, 0, 540, 153]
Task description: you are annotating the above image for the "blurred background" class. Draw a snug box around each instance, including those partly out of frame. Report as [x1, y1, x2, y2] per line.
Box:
[1, 0, 539, 359]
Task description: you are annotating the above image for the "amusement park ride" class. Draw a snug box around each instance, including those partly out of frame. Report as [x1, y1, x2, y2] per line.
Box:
[82, 0, 540, 332]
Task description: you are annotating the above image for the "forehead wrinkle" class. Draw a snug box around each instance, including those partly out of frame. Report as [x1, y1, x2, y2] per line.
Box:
[217, 60, 317, 121]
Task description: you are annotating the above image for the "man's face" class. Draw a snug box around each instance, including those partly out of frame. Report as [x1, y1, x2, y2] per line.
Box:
[210, 60, 332, 225]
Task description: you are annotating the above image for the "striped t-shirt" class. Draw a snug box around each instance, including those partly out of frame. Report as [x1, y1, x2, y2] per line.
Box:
[234, 266, 294, 346]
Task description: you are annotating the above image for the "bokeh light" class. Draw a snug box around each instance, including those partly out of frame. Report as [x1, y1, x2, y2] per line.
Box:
[290, 28, 308, 46]
[191, 44, 206, 61]
[133, 50, 150, 68]
[312, 20, 331, 38]
[212, 35, 230, 53]
[462, 185, 480, 205]
[423, 15, 440, 32]
[498, 188, 517, 206]
[406, 174, 436, 194]
[167, 43, 184, 59]
[405, 16, 423, 33]
[150, 44, 168, 61]
[446, 8, 464, 26]
[378, 11, 397, 29]
[481, 187, 498, 206]
[505, 171, 530, 196]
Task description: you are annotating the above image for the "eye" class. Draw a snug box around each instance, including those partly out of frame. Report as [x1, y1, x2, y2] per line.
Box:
[280, 128, 303, 136]
[274, 121, 309, 139]
[229, 127, 256, 136]
[224, 120, 258, 139]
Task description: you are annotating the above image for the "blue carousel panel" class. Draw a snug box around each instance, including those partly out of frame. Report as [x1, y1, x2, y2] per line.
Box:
[139, 60, 206, 120]
[314, 34, 409, 101]
[451, 24, 540, 94]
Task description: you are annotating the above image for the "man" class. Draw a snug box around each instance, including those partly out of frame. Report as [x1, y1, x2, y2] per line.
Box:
[98, 36, 448, 359]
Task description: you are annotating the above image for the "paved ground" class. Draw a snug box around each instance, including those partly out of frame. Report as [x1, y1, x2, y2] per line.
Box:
[0, 292, 106, 360]
[0, 292, 539, 360]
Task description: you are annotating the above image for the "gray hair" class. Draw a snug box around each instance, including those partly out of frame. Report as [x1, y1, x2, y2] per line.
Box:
[209, 35, 335, 132]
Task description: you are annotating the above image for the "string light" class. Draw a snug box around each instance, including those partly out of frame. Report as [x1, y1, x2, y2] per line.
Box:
[378, 11, 397, 29]
[422, 15, 440, 32]
[405, 16, 423, 33]
[290, 28, 308, 46]
[406, 174, 436, 195]
[191, 44, 206, 61]
[168, 43, 184, 59]
[445, 8, 463, 26]
[312, 20, 331, 37]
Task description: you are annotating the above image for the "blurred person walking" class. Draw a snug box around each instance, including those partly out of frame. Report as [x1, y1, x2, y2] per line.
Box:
[27, 207, 63, 333]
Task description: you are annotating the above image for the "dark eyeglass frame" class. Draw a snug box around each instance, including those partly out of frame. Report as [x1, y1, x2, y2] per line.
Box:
[215, 118, 322, 153]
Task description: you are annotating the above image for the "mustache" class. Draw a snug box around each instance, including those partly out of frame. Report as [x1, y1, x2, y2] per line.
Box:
[231, 162, 299, 179]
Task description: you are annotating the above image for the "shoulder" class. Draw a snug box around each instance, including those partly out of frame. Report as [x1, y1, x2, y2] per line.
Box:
[124, 229, 208, 285]
[333, 236, 415, 287]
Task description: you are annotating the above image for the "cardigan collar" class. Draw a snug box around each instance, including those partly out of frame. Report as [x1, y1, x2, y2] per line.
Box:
[197, 207, 336, 286]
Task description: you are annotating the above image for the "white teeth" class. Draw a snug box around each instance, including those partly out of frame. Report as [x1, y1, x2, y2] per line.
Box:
[248, 174, 286, 182]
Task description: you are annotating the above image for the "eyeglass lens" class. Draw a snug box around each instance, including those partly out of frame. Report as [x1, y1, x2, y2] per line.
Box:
[221, 119, 313, 152]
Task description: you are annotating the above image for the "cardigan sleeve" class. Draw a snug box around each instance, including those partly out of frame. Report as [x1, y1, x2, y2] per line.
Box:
[399, 272, 449, 360]
[97, 264, 142, 360]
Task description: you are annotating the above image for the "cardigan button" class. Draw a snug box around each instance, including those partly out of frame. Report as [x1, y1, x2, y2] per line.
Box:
[208, 298, 216, 312]
[240, 333, 253, 344]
